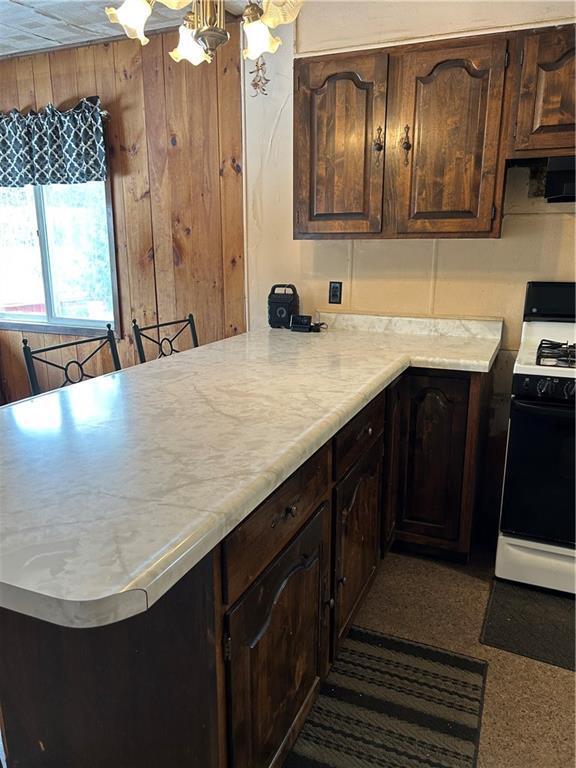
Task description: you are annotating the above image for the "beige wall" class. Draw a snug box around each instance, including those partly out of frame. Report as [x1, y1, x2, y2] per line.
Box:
[295, 0, 576, 54]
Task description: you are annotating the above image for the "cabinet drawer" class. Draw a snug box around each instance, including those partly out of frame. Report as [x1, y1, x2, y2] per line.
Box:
[333, 392, 385, 480]
[223, 443, 331, 605]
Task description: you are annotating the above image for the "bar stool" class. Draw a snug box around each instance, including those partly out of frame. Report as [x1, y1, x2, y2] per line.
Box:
[22, 324, 121, 396]
[131, 314, 199, 364]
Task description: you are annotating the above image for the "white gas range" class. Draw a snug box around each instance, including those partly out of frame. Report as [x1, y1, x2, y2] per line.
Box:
[496, 282, 575, 594]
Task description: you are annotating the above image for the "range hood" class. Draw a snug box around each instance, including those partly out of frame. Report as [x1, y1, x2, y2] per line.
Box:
[545, 156, 575, 203]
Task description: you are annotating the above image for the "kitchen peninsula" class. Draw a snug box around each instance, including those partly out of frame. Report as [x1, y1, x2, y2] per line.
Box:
[0, 314, 501, 768]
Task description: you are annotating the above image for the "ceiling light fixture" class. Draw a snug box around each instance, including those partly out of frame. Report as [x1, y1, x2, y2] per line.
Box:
[104, 0, 304, 74]
[157, 0, 195, 7]
[193, 0, 230, 58]
[105, 0, 155, 45]
[241, 3, 281, 60]
[169, 10, 213, 65]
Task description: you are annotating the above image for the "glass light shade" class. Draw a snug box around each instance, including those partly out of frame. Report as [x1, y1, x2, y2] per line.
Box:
[105, 0, 153, 45]
[156, 0, 192, 8]
[261, 0, 303, 29]
[242, 19, 281, 61]
[169, 24, 211, 65]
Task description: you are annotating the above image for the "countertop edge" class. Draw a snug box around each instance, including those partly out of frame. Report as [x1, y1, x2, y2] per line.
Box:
[0, 580, 149, 629]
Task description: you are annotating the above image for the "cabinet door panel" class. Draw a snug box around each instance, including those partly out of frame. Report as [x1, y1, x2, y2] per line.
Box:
[514, 28, 575, 151]
[382, 376, 403, 551]
[335, 445, 381, 641]
[397, 374, 469, 542]
[294, 53, 388, 235]
[386, 39, 506, 234]
[227, 504, 330, 768]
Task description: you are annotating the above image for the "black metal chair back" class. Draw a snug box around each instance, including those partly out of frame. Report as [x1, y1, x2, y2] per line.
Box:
[132, 314, 199, 364]
[22, 324, 121, 396]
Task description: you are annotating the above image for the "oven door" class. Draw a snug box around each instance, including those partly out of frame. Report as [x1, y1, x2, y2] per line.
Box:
[500, 398, 575, 547]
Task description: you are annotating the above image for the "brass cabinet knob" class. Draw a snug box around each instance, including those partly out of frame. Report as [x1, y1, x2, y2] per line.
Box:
[401, 125, 412, 166]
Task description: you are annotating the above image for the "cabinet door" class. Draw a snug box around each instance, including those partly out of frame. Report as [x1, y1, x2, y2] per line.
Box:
[382, 376, 403, 552]
[514, 27, 575, 152]
[397, 373, 469, 543]
[226, 504, 330, 768]
[385, 39, 506, 234]
[335, 443, 381, 641]
[294, 52, 388, 236]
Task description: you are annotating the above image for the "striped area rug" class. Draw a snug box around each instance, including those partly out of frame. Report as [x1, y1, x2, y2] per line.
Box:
[285, 627, 487, 768]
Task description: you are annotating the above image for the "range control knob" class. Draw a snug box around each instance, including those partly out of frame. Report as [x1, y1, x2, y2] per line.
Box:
[536, 379, 551, 396]
[563, 380, 576, 400]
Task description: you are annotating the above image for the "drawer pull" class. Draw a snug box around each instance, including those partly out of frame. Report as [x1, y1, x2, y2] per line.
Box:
[356, 424, 374, 442]
[325, 597, 335, 609]
[271, 504, 298, 528]
[338, 576, 347, 587]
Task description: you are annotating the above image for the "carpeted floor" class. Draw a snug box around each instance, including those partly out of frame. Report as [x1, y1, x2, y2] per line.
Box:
[354, 552, 576, 768]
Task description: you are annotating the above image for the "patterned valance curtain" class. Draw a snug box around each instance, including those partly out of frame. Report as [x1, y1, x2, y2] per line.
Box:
[0, 96, 107, 188]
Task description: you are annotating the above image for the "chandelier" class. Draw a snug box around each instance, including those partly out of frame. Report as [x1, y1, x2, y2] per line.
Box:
[105, 0, 303, 64]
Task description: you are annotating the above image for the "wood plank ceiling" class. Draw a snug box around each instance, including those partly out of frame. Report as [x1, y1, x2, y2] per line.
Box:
[0, 0, 247, 58]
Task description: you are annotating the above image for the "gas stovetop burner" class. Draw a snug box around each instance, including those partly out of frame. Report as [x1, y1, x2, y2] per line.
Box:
[536, 339, 576, 368]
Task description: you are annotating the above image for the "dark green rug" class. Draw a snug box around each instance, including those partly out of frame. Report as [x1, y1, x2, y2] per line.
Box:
[285, 627, 487, 768]
[480, 578, 575, 671]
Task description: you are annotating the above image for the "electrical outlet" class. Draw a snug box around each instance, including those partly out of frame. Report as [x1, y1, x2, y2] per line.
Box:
[329, 281, 342, 304]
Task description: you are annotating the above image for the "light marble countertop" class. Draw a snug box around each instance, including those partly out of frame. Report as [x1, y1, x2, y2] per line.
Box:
[0, 314, 502, 628]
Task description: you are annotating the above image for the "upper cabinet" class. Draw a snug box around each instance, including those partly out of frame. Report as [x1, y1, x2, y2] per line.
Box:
[511, 27, 575, 154]
[293, 24, 575, 240]
[294, 52, 388, 235]
[384, 38, 506, 235]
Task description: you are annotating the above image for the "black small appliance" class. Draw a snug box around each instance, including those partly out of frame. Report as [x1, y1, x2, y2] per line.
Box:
[544, 157, 575, 203]
[268, 284, 299, 329]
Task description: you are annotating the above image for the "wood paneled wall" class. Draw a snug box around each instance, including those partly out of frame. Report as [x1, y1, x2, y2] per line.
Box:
[0, 24, 245, 403]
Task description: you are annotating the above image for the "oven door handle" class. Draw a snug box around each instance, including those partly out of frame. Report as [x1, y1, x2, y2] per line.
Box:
[513, 399, 574, 418]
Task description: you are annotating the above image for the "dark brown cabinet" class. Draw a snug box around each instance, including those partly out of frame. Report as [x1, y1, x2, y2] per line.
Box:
[512, 27, 575, 153]
[385, 38, 507, 235]
[294, 37, 507, 239]
[391, 369, 490, 558]
[334, 440, 382, 642]
[382, 375, 403, 552]
[222, 444, 331, 606]
[294, 52, 388, 236]
[293, 25, 575, 241]
[0, 555, 223, 768]
[225, 503, 331, 768]
[397, 372, 469, 543]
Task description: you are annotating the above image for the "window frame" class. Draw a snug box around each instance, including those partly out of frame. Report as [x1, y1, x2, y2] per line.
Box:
[0, 179, 121, 337]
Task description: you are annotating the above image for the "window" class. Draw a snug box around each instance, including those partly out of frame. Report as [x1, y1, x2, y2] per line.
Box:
[0, 181, 118, 333]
